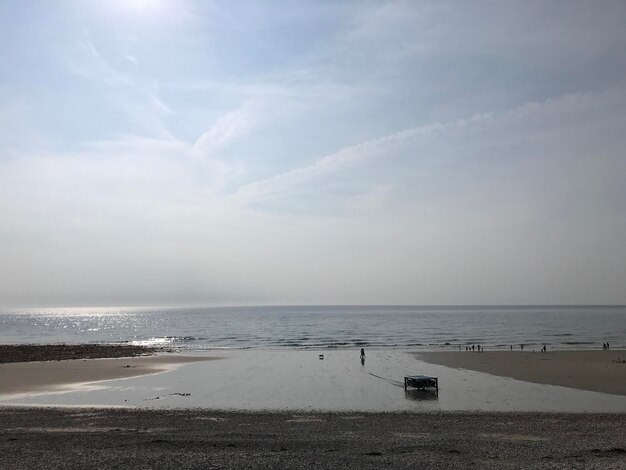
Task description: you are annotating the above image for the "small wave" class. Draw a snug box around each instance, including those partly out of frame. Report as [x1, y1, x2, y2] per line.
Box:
[129, 336, 206, 346]
[167, 336, 206, 341]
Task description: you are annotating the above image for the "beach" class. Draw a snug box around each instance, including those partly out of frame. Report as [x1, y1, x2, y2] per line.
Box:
[0, 344, 214, 396]
[1, 345, 625, 468]
[417, 350, 626, 396]
[1, 407, 625, 469]
[0, 355, 212, 396]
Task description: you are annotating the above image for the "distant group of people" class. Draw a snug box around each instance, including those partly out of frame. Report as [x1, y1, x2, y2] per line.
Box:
[449, 341, 616, 353]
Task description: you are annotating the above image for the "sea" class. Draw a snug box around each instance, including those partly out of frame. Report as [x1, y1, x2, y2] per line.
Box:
[1, 305, 624, 351]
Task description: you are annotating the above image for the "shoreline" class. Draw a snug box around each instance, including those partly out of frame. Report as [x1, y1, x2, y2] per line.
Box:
[1, 408, 624, 469]
[417, 350, 626, 396]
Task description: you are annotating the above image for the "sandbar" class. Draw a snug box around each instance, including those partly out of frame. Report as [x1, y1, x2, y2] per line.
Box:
[0, 355, 213, 396]
[417, 350, 626, 396]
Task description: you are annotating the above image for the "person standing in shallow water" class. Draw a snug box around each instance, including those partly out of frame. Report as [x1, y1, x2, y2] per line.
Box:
[360, 348, 365, 365]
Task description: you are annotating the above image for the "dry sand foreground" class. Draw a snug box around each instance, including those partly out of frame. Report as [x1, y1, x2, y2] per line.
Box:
[0, 408, 624, 470]
[417, 350, 626, 396]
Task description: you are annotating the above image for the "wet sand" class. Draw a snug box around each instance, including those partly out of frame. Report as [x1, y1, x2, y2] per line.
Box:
[1, 407, 624, 469]
[0, 354, 213, 396]
[4, 349, 626, 412]
[417, 350, 626, 396]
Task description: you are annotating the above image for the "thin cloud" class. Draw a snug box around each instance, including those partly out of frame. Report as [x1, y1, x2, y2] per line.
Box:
[233, 89, 625, 205]
[67, 38, 133, 86]
[193, 104, 257, 159]
[233, 111, 489, 202]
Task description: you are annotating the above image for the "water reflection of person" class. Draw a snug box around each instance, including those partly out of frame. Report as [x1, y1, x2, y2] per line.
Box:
[360, 348, 365, 366]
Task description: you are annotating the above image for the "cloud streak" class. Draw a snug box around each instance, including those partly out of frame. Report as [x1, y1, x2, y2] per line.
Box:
[67, 37, 134, 86]
[233, 89, 624, 205]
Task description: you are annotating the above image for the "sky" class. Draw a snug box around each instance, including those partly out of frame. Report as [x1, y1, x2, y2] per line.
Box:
[1, 0, 625, 307]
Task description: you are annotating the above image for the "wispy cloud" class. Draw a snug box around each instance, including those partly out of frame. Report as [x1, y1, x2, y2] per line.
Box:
[192, 103, 257, 159]
[233, 111, 489, 202]
[65, 32, 175, 139]
[233, 88, 626, 206]
[67, 37, 134, 86]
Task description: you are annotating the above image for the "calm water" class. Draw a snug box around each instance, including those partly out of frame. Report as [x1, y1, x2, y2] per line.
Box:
[0, 305, 624, 351]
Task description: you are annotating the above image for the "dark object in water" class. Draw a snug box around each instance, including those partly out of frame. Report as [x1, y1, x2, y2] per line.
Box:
[404, 375, 438, 395]
[319, 354, 324, 360]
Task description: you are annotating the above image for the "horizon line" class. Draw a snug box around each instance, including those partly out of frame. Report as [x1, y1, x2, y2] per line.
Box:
[2, 303, 625, 310]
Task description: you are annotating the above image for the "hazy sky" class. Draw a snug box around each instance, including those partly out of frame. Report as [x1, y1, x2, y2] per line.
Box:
[1, 1, 625, 307]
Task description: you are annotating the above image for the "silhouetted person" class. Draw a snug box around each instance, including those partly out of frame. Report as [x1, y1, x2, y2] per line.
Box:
[510, 345, 513, 351]
[520, 344, 524, 351]
[607, 342, 610, 350]
[472, 345, 475, 351]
